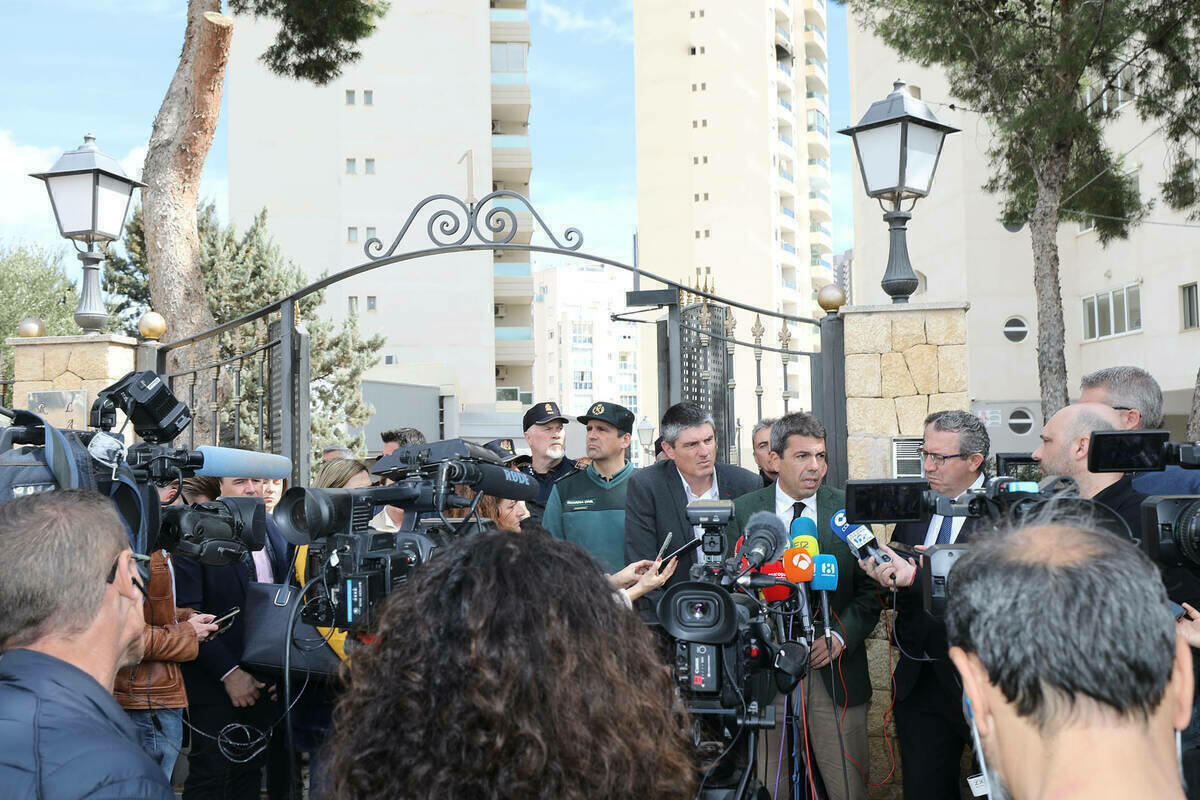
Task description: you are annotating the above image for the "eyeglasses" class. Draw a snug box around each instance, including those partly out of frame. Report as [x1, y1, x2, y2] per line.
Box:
[918, 449, 965, 467]
[1109, 406, 1134, 412]
[106, 552, 151, 585]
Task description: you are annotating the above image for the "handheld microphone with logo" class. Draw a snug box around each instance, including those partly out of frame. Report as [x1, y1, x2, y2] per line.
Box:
[194, 446, 292, 480]
[789, 516, 820, 557]
[812, 553, 838, 649]
[740, 511, 790, 571]
[830, 508, 891, 564]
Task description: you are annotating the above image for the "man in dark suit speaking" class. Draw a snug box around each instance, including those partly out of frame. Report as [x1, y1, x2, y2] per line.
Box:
[860, 410, 989, 800]
[727, 412, 881, 800]
[624, 401, 761, 622]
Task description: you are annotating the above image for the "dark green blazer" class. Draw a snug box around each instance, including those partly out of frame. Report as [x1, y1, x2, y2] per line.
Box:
[726, 483, 882, 708]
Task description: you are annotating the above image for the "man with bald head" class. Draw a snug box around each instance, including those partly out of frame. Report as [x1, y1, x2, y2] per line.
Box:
[1033, 402, 1127, 505]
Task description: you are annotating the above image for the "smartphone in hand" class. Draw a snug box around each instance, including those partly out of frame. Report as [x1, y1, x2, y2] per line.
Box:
[658, 538, 704, 572]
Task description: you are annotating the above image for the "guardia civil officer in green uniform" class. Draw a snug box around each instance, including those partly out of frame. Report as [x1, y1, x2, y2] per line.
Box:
[542, 401, 636, 574]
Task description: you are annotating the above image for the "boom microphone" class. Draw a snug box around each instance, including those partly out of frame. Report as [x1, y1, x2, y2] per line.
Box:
[831, 508, 891, 564]
[741, 511, 790, 570]
[444, 460, 539, 501]
[194, 446, 292, 480]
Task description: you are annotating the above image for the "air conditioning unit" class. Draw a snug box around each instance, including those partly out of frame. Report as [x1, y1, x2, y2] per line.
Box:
[496, 366, 509, 380]
[892, 437, 924, 478]
[494, 303, 507, 318]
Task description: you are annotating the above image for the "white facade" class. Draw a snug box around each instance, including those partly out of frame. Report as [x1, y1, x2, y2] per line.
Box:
[533, 263, 645, 455]
[227, 1, 534, 423]
[847, 18, 1200, 451]
[633, 0, 833, 460]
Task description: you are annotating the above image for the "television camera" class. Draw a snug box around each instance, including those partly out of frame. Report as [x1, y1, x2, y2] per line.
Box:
[0, 370, 281, 568]
[656, 501, 812, 799]
[273, 438, 538, 633]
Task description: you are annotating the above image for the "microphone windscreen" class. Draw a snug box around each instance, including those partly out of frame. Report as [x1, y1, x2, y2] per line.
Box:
[783, 547, 814, 583]
[195, 446, 292, 480]
[812, 553, 839, 592]
[745, 511, 790, 563]
[794, 534, 819, 557]
[789, 515, 818, 546]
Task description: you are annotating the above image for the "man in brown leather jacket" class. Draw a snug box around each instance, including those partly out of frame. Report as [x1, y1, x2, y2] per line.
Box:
[113, 483, 217, 780]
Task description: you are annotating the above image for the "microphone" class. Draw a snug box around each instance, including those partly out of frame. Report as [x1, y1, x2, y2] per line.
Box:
[812, 553, 838, 650]
[789, 516, 818, 546]
[444, 460, 539, 501]
[735, 572, 796, 590]
[194, 446, 291, 479]
[782, 548, 815, 583]
[741, 511, 790, 571]
[830, 508, 891, 564]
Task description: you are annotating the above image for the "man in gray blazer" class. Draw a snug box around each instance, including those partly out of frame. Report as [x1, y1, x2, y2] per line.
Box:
[624, 402, 761, 622]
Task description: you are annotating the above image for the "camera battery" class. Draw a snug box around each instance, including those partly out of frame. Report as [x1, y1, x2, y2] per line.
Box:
[337, 570, 380, 629]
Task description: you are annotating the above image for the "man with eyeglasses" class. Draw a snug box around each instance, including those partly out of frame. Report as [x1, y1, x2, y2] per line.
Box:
[858, 410, 989, 800]
[0, 490, 175, 798]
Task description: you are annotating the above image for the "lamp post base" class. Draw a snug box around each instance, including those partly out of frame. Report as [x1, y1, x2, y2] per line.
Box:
[881, 207, 919, 304]
[75, 247, 110, 334]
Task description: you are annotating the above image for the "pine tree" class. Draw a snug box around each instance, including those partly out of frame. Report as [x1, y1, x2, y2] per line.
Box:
[104, 204, 384, 463]
[0, 245, 80, 385]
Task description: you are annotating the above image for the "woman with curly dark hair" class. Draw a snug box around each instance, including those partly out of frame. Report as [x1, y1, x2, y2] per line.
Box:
[324, 528, 696, 799]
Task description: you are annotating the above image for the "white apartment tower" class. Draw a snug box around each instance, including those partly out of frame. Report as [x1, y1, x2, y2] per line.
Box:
[634, 0, 834, 449]
[227, 1, 535, 429]
[848, 14, 1200, 453]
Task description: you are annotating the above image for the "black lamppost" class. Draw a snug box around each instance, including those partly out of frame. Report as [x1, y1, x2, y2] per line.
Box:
[839, 80, 958, 303]
[29, 135, 146, 333]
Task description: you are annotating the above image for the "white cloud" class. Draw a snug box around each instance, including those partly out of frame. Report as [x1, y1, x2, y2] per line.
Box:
[529, 0, 633, 44]
[120, 144, 148, 182]
[0, 130, 67, 250]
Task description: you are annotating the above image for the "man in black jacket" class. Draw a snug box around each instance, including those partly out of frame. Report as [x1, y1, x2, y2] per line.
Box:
[860, 410, 990, 800]
[0, 490, 174, 799]
[624, 402, 761, 622]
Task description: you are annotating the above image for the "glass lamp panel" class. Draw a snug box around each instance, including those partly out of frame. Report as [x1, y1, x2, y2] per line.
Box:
[854, 123, 902, 195]
[95, 173, 134, 241]
[46, 173, 96, 238]
[902, 123, 946, 194]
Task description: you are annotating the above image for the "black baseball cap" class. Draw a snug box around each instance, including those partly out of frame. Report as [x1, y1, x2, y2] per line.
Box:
[523, 401, 570, 430]
[577, 401, 635, 435]
[483, 438, 530, 467]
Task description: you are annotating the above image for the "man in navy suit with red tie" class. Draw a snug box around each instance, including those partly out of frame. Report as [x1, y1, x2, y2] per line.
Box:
[859, 410, 990, 800]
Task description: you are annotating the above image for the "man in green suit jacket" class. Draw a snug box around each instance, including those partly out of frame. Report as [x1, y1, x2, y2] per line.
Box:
[726, 412, 881, 800]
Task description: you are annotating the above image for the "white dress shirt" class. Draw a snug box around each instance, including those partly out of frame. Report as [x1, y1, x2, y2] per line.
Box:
[922, 472, 986, 546]
[681, 469, 720, 541]
[773, 483, 818, 533]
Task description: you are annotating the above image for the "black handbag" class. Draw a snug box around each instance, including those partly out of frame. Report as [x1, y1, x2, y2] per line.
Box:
[240, 551, 344, 682]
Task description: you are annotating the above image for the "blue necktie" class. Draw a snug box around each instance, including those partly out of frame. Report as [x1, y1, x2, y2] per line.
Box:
[935, 515, 954, 545]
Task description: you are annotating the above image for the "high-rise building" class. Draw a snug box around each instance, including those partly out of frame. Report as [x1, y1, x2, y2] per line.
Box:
[227, 1, 534, 437]
[848, 14, 1199, 453]
[533, 263, 647, 461]
[633, 0, 833, 457]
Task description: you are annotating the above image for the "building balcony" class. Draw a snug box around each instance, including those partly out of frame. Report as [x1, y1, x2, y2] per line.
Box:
[809, 226, 833, 253]
[494, 273, 533, 302]
[810, 262, 835, 290]
[807, 126, 830, 158]
[808, 157, 830, 187]
[805, 0, 826, 27]
[779, 131, 794, 149]
[491, 77, 530, 124]
[495, 332, 535, 366]
[492, 135, 531, 185]
[779, 168, 794, 183]
[778, 243, 799, 267]
[804, 26, 827, 60]
[806, 90, 829, 119]
[781, 242, 797, 254]
[488, 196, 533, 245]
[777, 0, 792, 21]
[780, 206, 797, 220]
[808, 190, 832, 221]
[777, 60, 792, 77]
[490, 8, 530, 44]
[805, 59, 828, 93]
[778, 97, 792, 112]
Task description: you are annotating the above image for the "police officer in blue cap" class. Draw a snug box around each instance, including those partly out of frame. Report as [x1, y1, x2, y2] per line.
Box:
[520, 401, 581, 523]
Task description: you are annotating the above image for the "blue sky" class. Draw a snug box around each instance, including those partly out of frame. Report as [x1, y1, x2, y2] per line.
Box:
[0, 0, 853, 283]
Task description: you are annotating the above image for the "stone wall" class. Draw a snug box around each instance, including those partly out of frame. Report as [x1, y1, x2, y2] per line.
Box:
[7, 334, 138, 426]
[838, 302, 972, 800]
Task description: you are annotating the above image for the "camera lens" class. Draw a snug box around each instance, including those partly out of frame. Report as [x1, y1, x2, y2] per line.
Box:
[1175, 500, 1200, 567]
[289, 501, 308, 534]
[685, 599, 714, 623]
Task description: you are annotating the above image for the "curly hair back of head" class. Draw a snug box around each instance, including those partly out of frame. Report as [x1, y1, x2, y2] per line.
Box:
[324, 529, 696, 800]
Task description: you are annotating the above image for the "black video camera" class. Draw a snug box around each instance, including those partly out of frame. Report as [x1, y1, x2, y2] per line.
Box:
[1087, 429, 1200, 570]
[0, 370, 272, 568]
[273, 438, 538, 632]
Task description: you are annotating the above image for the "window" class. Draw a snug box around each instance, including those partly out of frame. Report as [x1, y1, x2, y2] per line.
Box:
[345, 90, 355, 105]
[363, 89, 373, 105]
[346, 158, 356, 174]
[1007, 408, 1034, 435]
[367, 296, 377, 311]
[1082, 283, 1141, 340]
[699, 9, 704, 16]
[491, 42, 528, 72]
[366, 226, 376, 240]
[1078, 216, 1096, 234]
[1183, 283, 1199, 330]
[692, 83, 697, 91]
[892, 438, 923, 478]
[704, 228, 711, 238]
[694, 193, 700, 201]
[703, 155, 708, 163]
[701, 82, 706, 90]
[1003, 316, 1029, 342]
[347, 226, 358, 243]
[365, 158, 376, 175]
[497, 387, 520, 402]
[701, 119, 708, 127]
[692, 120, 698, 128]
[384, 354, 395, 365]
[689, 46, 697, 55]
[348, 296, 359, 314]
[703, 192, 709, 200]
[700, 46, 705, 53]
[695, 230, 701, 239]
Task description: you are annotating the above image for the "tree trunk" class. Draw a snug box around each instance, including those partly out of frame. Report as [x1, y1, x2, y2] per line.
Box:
[142, 3, 230, 345]
[1028, 145, 1072, 422]
[1187, 365, 1200, 441]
